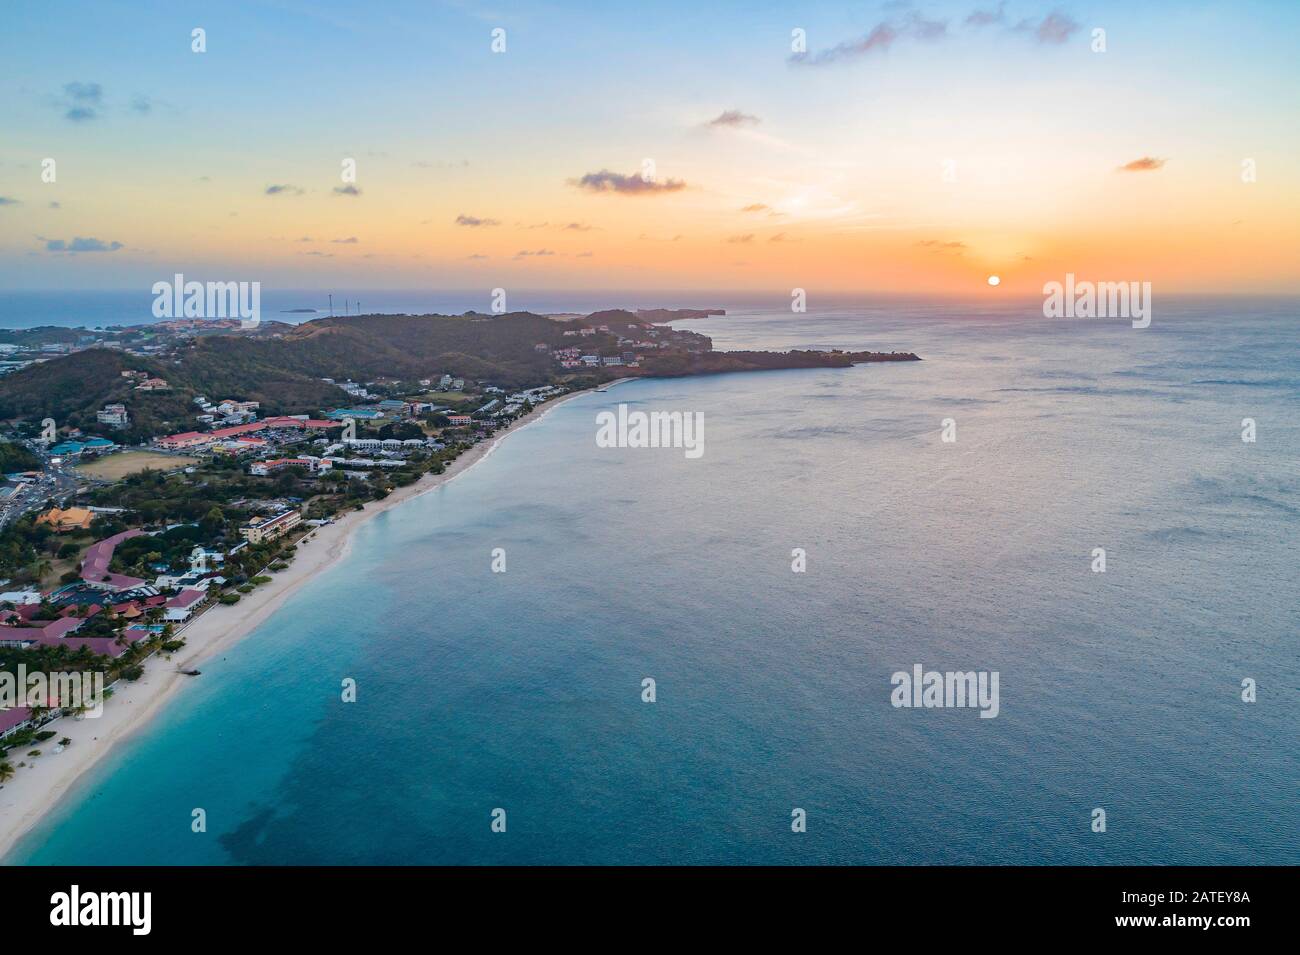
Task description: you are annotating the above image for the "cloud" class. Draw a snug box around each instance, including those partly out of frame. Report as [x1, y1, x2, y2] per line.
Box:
[514, 249, 556, 258]
[331, 236, 359, 244]
[570, 169, 686, 195]
[455, 214, 500, 227]
[333, 184, 362, 196]
[64, 81, 103, 103]
[265, 184, 304, 196]
[793, 13, 947, 65]
[726, 234, 754, 244]
[467, 253, 488, 260]
[741, 203, 769, 213]
[296, 236, 313, 242]
[563, 222, 594, 231]
[49, 201, 60, 209]
[577, 251, 594, 257]
[130, 95, 153, 114]
[1015, 11, 1080, 44]
[917, 239, 967, 254]
[1118, 156, 1167, 172]
[60, 81, 104, 121]
[0, 197, 19, 206]
[707, 109, 761, 128]
[965, 3, 1006, 27]
[41, 236, 123, 253]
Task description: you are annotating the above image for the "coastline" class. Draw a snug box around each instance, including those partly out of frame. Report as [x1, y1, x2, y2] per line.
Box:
[0, 381, 628, 862]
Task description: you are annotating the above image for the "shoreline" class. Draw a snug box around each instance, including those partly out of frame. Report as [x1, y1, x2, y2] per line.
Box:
[0, 380, 630, 862]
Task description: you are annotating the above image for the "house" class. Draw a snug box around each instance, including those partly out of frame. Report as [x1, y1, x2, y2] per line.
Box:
[240, 509, 302, 544]
[37, 506, 96, 532]
[0, 707, 36, 740]
[96, 403, 130, 427]
[164, 588, 207, 622]
[249, 458, 312, 476]
[446, 414, 472, 427]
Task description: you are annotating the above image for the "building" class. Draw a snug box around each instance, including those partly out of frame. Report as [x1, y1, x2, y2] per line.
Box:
[0, 707, 36, 740]
[249, 458, 313, 476]
[446, 414, 472, 427]
[325, 408, 384, 421]
[240, 509, 302, 544]
[134, 377, 170, 391]
[80, 528, 147, 591]
[36, 506, 95, 532]
[164, 588, 207, 622]
[96, 403, 130, 427]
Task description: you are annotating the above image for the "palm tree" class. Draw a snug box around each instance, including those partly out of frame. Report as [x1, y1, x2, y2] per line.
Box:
[0, 761, 14, 784]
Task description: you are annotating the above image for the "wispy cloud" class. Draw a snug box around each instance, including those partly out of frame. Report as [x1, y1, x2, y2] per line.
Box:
[455, 214, 500, 227]
[265, 184, 304, 196]
[792, 13, 947, 66]
[0, 197, 20, 207]
[331, 236, 359, 244]
[1118, 156, 1167, 172]
[726, 234, 754, 244]
[1014, 11, 1080, 44]
[706, 109, 761, 128]
[965, 3, 1006, 27]
[333, 184, 362, 196]
[514, 248, 556, 258]
[741, 203, 769, 213]
[60, 81, 103, 121]
[41, 236, 123, 253]
[918, 239, 967, 253]
[570, 169, 686, 195]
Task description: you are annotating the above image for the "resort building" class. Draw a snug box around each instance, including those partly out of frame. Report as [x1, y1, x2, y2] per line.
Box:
[240, 509, 302, 544]
[0, 707, 36, 740]
[164, 588, 207, 622]
[36, 506, 96, 532]
[96, 403, 130, 427]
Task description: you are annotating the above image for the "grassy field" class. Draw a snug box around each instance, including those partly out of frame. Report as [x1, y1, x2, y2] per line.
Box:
[76, 450, 200, 481]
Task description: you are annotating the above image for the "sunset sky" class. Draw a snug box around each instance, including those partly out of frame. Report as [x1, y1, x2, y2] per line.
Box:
[2, 0, 1298, 296]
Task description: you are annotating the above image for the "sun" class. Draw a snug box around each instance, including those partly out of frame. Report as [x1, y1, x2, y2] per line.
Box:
[987, 275, 1001, 287]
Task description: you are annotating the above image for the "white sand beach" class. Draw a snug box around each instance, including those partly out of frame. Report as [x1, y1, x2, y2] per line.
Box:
[0, 383, 624, 861]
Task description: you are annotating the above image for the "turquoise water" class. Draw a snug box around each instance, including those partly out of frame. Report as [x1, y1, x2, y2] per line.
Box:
[10, 300, 1298, 864]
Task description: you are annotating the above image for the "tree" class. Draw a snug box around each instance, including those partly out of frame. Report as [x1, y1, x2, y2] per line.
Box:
[0, 761, 14, 784]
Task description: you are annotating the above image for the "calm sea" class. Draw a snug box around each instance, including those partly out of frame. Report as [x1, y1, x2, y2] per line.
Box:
[9, 298, 1298, 864]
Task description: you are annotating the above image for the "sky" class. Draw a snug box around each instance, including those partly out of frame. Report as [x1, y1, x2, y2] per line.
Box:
[1, 0, 1298, 297]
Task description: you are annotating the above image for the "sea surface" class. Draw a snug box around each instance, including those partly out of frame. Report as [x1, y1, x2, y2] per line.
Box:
[9, 298, 1299, 864]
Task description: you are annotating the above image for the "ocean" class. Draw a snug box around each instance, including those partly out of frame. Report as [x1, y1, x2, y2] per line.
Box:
[8, 298, 1298, 864]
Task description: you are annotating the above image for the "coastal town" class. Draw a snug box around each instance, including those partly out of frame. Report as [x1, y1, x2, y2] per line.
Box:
[0, 316, 627, 775]
[0, 305, 917, 793]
